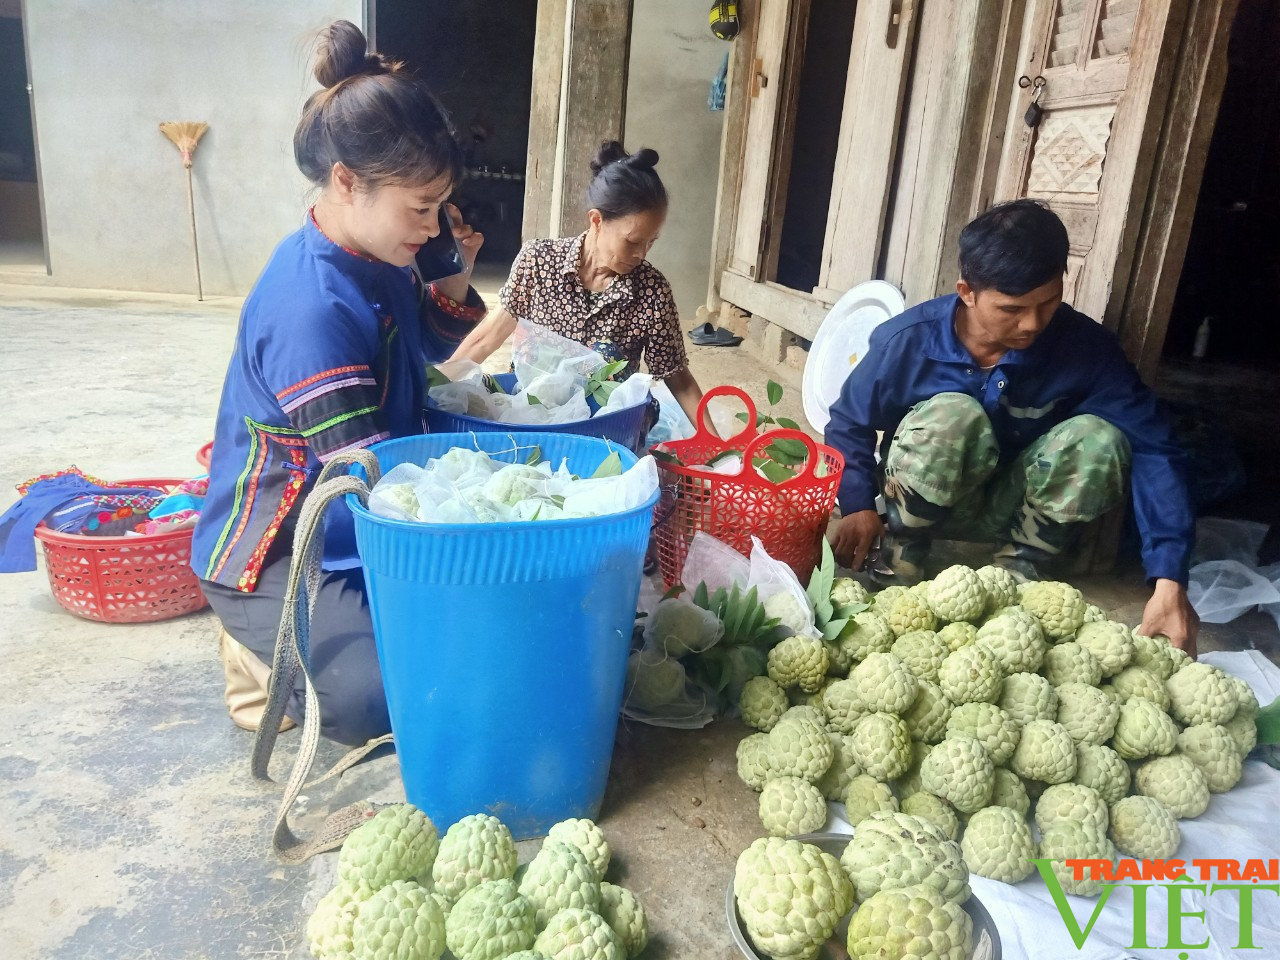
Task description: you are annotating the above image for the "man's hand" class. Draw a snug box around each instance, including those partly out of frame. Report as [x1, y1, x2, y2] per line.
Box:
[830, 509, 885, 571]
[1139, 578, 1200, 660]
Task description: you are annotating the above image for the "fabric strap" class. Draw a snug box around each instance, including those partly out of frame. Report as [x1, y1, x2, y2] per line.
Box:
[250, 448, 396, 863]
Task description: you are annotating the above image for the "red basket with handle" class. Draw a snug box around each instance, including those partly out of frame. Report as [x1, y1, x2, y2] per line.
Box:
[32, 477, 208, 624]
[196, 441, 213, 470]
[652, 386, 844, 586]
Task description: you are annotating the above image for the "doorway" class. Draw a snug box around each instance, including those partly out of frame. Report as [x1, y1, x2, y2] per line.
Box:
[1154, 0, 1280, 561]
[0, 0, 47, 276]
[374, 0, 538, 282]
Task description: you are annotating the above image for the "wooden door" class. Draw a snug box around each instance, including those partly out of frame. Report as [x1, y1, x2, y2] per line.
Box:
[993, 0, 1188, 322]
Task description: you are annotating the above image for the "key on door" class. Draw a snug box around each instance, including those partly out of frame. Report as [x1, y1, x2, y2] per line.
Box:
[1022, 76, 1047, 129]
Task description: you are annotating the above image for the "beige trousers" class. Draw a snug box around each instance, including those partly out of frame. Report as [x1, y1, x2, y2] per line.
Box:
[218, 628, 295, 733]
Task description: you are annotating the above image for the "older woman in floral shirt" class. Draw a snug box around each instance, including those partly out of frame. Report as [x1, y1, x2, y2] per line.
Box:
[450, 141, 709, 427]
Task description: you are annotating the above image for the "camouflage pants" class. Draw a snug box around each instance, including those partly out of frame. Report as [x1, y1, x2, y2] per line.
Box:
[882, 392, 1130, 555]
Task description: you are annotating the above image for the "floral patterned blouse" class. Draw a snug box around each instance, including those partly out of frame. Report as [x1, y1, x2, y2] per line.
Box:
[498, 233, 688, 380]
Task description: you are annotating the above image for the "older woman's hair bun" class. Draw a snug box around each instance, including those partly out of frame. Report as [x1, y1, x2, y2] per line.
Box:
[314, 19, 398, 88]
[587, 141, 667, 220]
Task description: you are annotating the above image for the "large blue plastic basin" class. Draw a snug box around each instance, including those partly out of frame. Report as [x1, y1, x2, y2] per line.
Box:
[348, 432, 656, 837]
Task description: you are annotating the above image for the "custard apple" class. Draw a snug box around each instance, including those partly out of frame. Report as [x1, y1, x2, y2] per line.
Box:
[902, 679, 953, 744]
[517, 839, 601, 930]
[767, 712, 835, 782]
[1166, 663, 1238, 727]
[546, 819, 610, 881]
[822, 677, 869, 735]
[734, 837, 854, 960]
[976, 565, 1020, 612]
[926, 565, 987, 623]
[737, 733, 772, 791]
[1229, 674, 1260, 718]
[1111, 697, 1179, 760]
[1055, 682, 1120, 746]
[1072, 743, 1131, 804]
[1083, 603, 1107, 623]
[1225, 711, 1258, 757]
[844, 773, 900, 825]
[1109, 665, 1171, 710]
[624, 649, 686, 710]
[781, 704, 826, 727]
[597, 883, 647, 958]
[871, 585, 909, 612]
[764, 592, 814, 637]
[432, 814, 519, 903]
[851, 652, 919, 714]
[1010, 719, 1077, 783]
[937, 644, 1002, 705]
[1177, 723, 1243, 792]
[849, 712, 913, 781]
[999, 671, 1058, 724]
[1020, 581, 1086, 640]
[768, 635, 829, 693]
[645, 597, 724, 658]
[740, 676, 790, 732]
[445, 879, 536, 960]
[990, 767, 1030, 816]
[891, 630, 951, 683]
[976, 613, 1048, 675]
[893, 742, 933, 800]
[1041, 641, 1104, 687]
[839, 611, 897, 663]
[824, 637, 854, 677]
[946, 702, 1020, 766]
[840, 811, 970, 904]
[533, 908, 624, 960]
[816, 731, 864, 801]
[339, 804, 440, 892]
[920, 735, 994, 813]
[832, 577, 871, 614]
[308, 881, 372, 960]
[1034, 783, 1109, 838]
[790, 677, 837, 711]
[1074, 621, 1135, 678]
[351, 879, 446, 960]
[1109, 795, 1180, 861]
[503, 953, 550, 960]
[1133, 754, 1210, 819]
[1038, 821, 1118, 897]
[1130, 632, 1181, 681]
[759, 776, 828, 837]
[884, 590, 938, 637]
[901, 791, 959, 841]
[847, 884, 973, 960]
[938, 621, 979, 651]
[961, 805, 1037, 883]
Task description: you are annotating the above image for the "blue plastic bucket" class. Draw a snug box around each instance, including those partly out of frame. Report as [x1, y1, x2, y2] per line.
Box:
[424, 373, 650, 451]
[347, 432, 657, 838]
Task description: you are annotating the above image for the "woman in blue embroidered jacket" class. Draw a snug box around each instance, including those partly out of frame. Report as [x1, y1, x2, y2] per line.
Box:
[191, 21, 485, 743]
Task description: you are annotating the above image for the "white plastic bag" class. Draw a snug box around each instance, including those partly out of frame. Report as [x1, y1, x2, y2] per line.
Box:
[680, 531, 750, 595]
[512, 319, 605, 385]
[559, 455, 659, 518]
[602, 372, 654, 412]
[1192, 518, 1270, 566]
[1188, 560, 1280, 624]
[747, 536, 819, 638]
[620, 646, 716, 729]
[368, 463, 427, 521]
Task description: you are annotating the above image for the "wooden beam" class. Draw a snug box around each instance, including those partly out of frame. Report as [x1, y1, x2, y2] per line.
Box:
[556, 0, 635, 234]
[1117, 0, 1240, 380]
[706, 6, 761, 311]
[721, 269, 831, 342]
[522, 0, 569, 242]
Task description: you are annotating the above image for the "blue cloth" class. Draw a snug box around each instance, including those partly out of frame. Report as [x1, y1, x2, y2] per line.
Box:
[0, 475, 163, 573]
[191, 214, 450, 592]
[824, 294, 1195, 584]
[709, 52, 728, 112]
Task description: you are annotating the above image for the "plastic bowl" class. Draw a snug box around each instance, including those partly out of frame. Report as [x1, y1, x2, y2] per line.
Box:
[726, 832, 1001, 960]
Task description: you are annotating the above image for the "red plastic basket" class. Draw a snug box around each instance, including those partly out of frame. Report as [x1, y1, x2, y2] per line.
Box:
[652, 386, 844, 586]
[32, 477, 208, 624]
[196, 441, 213, 470]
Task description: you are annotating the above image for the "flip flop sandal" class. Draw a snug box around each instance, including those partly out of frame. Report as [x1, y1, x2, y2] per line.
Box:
[688, 321, 744, 347]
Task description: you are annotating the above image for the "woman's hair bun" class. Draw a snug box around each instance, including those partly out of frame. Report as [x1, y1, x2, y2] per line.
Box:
[314, 19, 394, 88]
[625, 147, 660, 171]
[590, 140, 630, 176]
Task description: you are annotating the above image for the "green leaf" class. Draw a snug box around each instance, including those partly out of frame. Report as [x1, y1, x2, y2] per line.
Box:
[821, 617, 849, 642]
[651, 449, 682, 465]
[834, 600, 871, 619]
[758, 414, 776, 426]
[597, 359, 630, 380]
[662, 583, 686, 600]
[526, 393, 543, 406]
[766, 380, 784, 406]
[482, 373, 506, 394]
[776, 417, 801, 431]
[549, 495, 565, 508]
[807, 539, 837, 625]
[693, 581, 710, 609]
[524, 445, 543, 466]
[425, 364, 451, 389]
[590, 451, 623, 479]
[1257, 697, 1280, 745]
[752, 457, 794, 485]
[769, 438, 809, 460]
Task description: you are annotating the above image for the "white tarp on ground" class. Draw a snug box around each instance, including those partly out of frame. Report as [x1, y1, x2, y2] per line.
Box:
[826, 650, 1280, 959]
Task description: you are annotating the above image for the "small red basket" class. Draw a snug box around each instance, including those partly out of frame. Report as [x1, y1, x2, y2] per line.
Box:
[196, 441, 213, 470]
[32, 477, 208, 624]
[652, 386, 844, 586]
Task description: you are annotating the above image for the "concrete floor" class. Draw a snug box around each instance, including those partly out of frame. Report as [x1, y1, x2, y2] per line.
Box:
[0, 282, 1275, 959]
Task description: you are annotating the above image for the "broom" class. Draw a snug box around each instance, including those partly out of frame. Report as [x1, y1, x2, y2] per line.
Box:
[159, 121, 210, 300]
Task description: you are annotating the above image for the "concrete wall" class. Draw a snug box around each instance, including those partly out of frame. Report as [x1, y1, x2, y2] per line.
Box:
[23, 0, 360, 296]
[625, 1, 726, 321]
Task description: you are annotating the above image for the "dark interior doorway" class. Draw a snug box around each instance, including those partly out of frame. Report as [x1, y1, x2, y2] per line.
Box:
[375, 0, 537, 266]
[1155, 0, 1280, 561]
[0, 2, 46, 272]
[773, 0, 857, 293]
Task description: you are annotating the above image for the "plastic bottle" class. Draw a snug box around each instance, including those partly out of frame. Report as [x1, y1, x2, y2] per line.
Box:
[1193, 317, 1212, 359]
